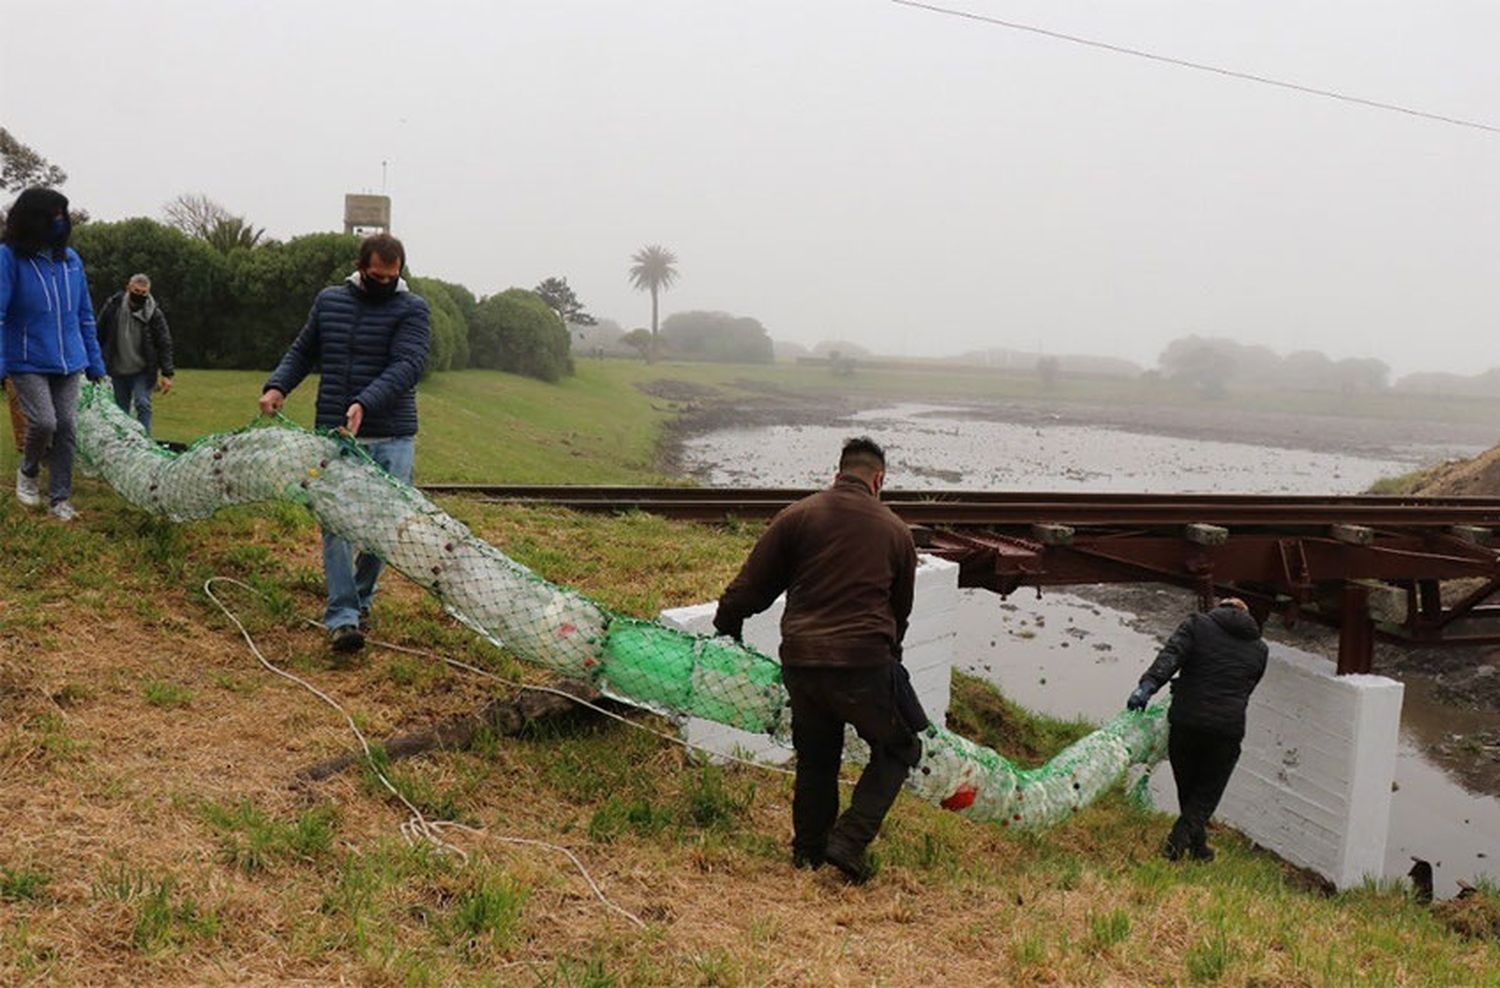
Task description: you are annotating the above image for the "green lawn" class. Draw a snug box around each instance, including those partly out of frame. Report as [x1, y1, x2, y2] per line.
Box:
[140, 363, 713, 484]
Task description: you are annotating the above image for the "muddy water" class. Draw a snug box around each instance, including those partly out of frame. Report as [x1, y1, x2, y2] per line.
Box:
[683, 404, 1500, 897]
[682, 403, 1425, 493]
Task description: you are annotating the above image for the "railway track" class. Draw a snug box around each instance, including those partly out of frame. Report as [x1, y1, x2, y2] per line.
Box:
[418, 483, 1500, 669]
[421, 484, 1500, 529]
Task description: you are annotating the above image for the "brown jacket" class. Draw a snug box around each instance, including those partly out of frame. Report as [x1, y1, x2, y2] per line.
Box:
[714, 474, 918, 668]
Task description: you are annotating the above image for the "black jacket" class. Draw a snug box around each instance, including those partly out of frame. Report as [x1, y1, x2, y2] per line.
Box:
[96, 292, 174, 378]
[714, 474, 917, 668]
[264, 278, 430, 438]
[1140, 606, 1269, 738]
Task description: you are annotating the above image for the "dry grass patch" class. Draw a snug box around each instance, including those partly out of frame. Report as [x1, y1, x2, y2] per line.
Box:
[1, 490, 1498, 984]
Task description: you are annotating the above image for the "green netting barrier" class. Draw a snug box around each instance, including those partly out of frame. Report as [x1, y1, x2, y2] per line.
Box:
[75, 382, 1169, 829]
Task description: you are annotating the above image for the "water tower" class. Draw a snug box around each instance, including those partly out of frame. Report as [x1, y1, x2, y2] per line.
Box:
[343, 194, 391, 236]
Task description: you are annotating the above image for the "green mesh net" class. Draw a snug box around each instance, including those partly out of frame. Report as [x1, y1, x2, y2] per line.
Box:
[75, 382, 1169, 828]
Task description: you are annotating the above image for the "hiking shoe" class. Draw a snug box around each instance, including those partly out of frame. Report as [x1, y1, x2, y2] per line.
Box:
[328, 624, 365, 653]
[48, 500, 78, 522]
[16, 469, 40, 508]
[824, 840, 874, 886]
[792, 849, 824, 871]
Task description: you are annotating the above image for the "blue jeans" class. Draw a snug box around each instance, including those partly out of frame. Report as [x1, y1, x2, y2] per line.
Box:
[11, 372, 81, 505]
[111, 372, 155, 435]
[322, 436, 415, 630]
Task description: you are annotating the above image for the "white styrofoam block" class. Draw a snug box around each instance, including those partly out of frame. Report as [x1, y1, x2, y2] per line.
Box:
[660, 553, 961, 762]
[1215, 645, 1403, 889]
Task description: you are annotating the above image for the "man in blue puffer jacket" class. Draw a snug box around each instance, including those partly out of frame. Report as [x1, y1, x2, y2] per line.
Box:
[259, 233, 431, 652]
[0, 187, 107, 521]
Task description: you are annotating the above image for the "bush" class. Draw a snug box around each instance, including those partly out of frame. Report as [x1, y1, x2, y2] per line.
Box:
[659, 310, 773, 364]
[73, 219, 362, 370]
[72, 217, 483, 376]
[408, 276, 469, 374]
[470, 288, 573, 382]
[71, 218, 230, 367]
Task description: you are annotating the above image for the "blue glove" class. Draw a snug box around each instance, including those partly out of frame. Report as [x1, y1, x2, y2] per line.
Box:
[1126, 684, 1154, 711]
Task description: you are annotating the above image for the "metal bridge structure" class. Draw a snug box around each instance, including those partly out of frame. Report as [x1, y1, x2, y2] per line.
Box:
[422, 485, 1500, 676]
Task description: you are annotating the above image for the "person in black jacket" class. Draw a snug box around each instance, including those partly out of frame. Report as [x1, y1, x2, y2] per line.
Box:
[96, 273, 174, 435]
[259, 233, 430, 653]
[1127, 597, 1268, 861]
[714, 437, 925, 884]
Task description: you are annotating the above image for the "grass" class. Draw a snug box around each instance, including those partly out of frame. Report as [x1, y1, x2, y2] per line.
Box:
[142, 678, 194, 709]
[200, 799, 337, 873]
[1365, 464, 1446, 494]
[0, 493, 1494, 984]
[130, 876, 221, 954]
[137, 362, 721, 484]
[0, 869, 51, 904]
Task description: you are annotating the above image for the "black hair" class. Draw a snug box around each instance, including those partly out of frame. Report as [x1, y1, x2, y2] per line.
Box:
[839, 436, 886, 474]
[3, 187, 69, 259]
[358, 232, 405, 271]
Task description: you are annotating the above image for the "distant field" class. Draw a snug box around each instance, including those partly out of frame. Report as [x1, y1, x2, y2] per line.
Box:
[6, 357, 1497, 485]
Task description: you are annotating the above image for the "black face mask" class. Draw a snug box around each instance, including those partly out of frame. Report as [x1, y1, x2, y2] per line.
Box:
[128, 294, 147, 310]
[48, 215, 71, 248]
[362, 272, 398, 300]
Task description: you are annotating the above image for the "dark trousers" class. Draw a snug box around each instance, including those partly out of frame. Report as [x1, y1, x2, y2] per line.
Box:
[782, 664, 921, 861]
[1167, 722, 1242, 852]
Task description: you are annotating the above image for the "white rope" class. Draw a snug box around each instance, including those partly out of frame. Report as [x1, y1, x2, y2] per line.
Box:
[362, 630, 800, 780]
[202, 577, 646, 929]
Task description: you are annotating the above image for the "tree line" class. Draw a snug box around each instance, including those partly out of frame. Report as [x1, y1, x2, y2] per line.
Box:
[70, 213, 576, 382]
[1155, 335, 1392, 398]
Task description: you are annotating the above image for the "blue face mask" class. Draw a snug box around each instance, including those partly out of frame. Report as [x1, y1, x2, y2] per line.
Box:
[48, 215, 71, 247]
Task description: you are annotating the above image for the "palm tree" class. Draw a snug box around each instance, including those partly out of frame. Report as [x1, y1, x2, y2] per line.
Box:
[204, 215, 266, 253]
[628, 245, 678, 362]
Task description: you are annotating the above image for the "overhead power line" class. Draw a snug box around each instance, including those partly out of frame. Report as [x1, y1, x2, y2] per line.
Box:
[890, 0, 1500, 136]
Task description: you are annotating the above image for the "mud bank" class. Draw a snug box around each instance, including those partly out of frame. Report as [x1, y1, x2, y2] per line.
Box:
[650, 377, 1493, 471]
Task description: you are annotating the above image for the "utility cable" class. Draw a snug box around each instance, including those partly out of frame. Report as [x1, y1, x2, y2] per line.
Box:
[890, 0, 1500, 136]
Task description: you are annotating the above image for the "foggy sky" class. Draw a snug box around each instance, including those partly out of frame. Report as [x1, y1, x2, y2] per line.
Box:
[3, 0, 1497, 376]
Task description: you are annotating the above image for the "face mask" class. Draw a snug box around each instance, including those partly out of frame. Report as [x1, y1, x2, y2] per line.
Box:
[48, 215, 71, 248]
[362, 271, 398, 300]
[128, 294, 147, 310]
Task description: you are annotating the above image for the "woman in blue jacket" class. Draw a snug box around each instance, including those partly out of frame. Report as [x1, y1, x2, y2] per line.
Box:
[0, 187, 105, 521]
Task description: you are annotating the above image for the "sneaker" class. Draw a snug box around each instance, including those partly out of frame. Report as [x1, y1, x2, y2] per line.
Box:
[15, 469, 40, 508]
[48, 500, 78, 522]
[328, 624, 365, 654]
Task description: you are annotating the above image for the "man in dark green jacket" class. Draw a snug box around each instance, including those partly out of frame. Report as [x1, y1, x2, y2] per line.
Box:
[714, 436, 923, 884]
[96, 273, 174, 435]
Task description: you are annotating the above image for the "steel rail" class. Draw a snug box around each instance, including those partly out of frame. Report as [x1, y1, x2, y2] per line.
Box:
[420, 485, 1500, 528]
[422, 483, 1500, 510]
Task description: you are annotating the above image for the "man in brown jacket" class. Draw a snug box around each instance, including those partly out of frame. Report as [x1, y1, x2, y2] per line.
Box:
[714, 437, 923, 884]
